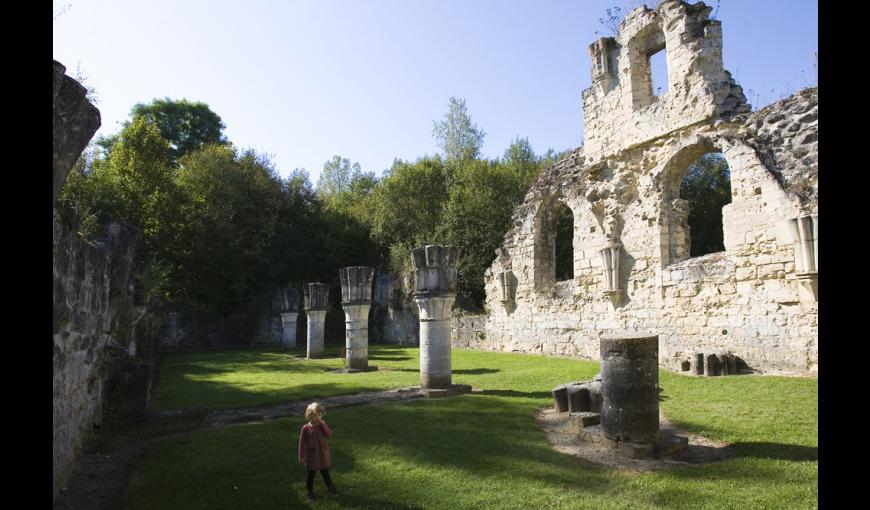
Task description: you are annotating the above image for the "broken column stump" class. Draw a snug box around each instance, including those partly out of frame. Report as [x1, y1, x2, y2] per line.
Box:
[303, 283, 330, 359]
[339, 266, 375, 370]
[412, 245, 460, 389]
[600, 334, 660, 447]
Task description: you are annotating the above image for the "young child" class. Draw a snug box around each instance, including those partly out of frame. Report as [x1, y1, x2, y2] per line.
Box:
[298, 402, 337, 500]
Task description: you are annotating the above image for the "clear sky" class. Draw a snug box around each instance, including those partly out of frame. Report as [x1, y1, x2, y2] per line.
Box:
[53, 0, 818, 184]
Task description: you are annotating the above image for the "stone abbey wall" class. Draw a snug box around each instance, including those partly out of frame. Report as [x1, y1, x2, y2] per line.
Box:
[54, 61, 165, 498]
[458, 1, 818, 375]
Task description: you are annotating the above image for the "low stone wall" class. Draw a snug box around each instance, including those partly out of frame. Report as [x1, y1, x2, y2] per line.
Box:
[451, 312, 488, 349]
[371, 271, 419, 345]
[158, 299, 286, 351]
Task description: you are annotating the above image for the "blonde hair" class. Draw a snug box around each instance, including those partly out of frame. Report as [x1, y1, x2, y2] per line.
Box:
[305, 402, 325, 421]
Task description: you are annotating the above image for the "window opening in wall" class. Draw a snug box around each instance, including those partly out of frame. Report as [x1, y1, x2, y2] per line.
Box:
[679, 153, 731, 257]
[649, 48, 668, 96]
[554, 203, 574, 281]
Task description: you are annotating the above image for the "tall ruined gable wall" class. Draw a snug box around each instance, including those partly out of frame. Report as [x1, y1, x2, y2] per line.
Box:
[467, 1, 817, 375]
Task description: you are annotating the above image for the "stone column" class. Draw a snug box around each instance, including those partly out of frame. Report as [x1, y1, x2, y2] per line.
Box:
[412, 245, 460, 389]
[339, 266, 375, 370]
[274, 287, 300, 350]
[599, 334, 660, 446]
[303, 283, 330, 359]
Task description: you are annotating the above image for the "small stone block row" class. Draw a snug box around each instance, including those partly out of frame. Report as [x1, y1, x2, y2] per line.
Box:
[691, 352, 738, 376]
[552, 375, 603, 414]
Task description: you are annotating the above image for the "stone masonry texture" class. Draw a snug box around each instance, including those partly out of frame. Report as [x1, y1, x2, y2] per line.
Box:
[451, 1, 817, 376]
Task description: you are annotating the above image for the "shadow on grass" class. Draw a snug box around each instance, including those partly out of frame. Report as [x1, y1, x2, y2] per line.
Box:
[325, 397, 620, 495]
[478, 389, 552, 399]
[454, 368, 500, 375]
[729, 442, 817, 461]
[368, 354, 413, 361]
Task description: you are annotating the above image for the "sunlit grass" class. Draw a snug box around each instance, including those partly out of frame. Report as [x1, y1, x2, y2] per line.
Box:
[131, 346, 817, 509]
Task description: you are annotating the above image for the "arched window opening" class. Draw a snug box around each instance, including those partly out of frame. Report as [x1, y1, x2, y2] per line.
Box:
[534, 199, 575, 289]
[554, 203, 574, 281]
[678, 153, 731, 258]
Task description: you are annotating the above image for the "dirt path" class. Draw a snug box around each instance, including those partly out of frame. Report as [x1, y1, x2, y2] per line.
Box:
[52, 386, 453, 510]
[536, 407, 733, 472]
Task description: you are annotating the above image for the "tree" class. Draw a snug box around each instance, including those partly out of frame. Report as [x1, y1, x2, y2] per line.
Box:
[432, 97, 486, 162]
[679, 153, 732, 257]
[437, 158, 539, 308]
[97, 98, 227, 160]
[73, 117, 175, 246]
[167, 145, 285, 313]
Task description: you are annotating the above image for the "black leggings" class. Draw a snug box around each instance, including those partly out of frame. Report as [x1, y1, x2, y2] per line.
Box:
[306, 469, 333, 491]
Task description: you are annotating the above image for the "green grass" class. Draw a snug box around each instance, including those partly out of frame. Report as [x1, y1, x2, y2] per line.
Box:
[129, 345, 817, 510]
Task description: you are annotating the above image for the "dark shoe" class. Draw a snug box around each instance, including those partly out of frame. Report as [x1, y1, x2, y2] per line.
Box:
[307, 492, 316, 501]
[328, 486, 338, 494]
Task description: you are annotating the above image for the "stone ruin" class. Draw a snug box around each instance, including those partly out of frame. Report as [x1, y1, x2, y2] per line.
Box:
[339, 266, 376, 371]
[453, 0, 818, 376]
[552, 334, 687, 459]
[411, 245, 472, 395]
[54, 60, 165, 499]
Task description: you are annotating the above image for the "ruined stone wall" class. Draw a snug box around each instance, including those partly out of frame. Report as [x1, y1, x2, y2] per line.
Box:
[53, 61, 165, 498]
[53, 206, 151, 495]
[473, 1, 817, 375]
[372, 271, 419, 345]
[158, 299, 286, 351]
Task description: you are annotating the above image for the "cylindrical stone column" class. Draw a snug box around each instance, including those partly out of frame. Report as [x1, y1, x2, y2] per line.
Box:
[274, 287, 300, 350]
[303, 283, 330, 359]
[339, 266, 375, 370]
[412, 245, 460, 389]
[599, 334, 660, 445]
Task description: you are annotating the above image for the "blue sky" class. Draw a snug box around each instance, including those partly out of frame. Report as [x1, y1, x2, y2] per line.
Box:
[53, 0, 818, 184]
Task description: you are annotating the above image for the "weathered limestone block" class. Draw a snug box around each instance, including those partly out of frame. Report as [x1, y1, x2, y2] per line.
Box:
[339, 266, 375, 370]
[600, 334, 660, 445]
[53, 60, 101, 205]
[303, 283, 330, 359]
[552, 383, 570, 412]
[412, 245, 460, 389]
[567, 384, 591, 413]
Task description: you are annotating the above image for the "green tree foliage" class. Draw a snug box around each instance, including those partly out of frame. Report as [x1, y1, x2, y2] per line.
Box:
[62, 117, 176, 251]
[166, 145, 288, 313]
[432, 97, 486, 162]
[369, 156, 450, 256]
[437, 157, 540, 308]
[679, 153, 732, 257]
[97, 98, 227, 160]
[316, 155, 378, 222]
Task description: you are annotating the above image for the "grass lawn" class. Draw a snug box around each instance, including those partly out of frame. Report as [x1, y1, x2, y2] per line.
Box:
[128, 344, 817, 509]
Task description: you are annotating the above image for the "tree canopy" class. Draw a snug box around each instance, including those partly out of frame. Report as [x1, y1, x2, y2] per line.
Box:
[97, 98, 227, 161]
